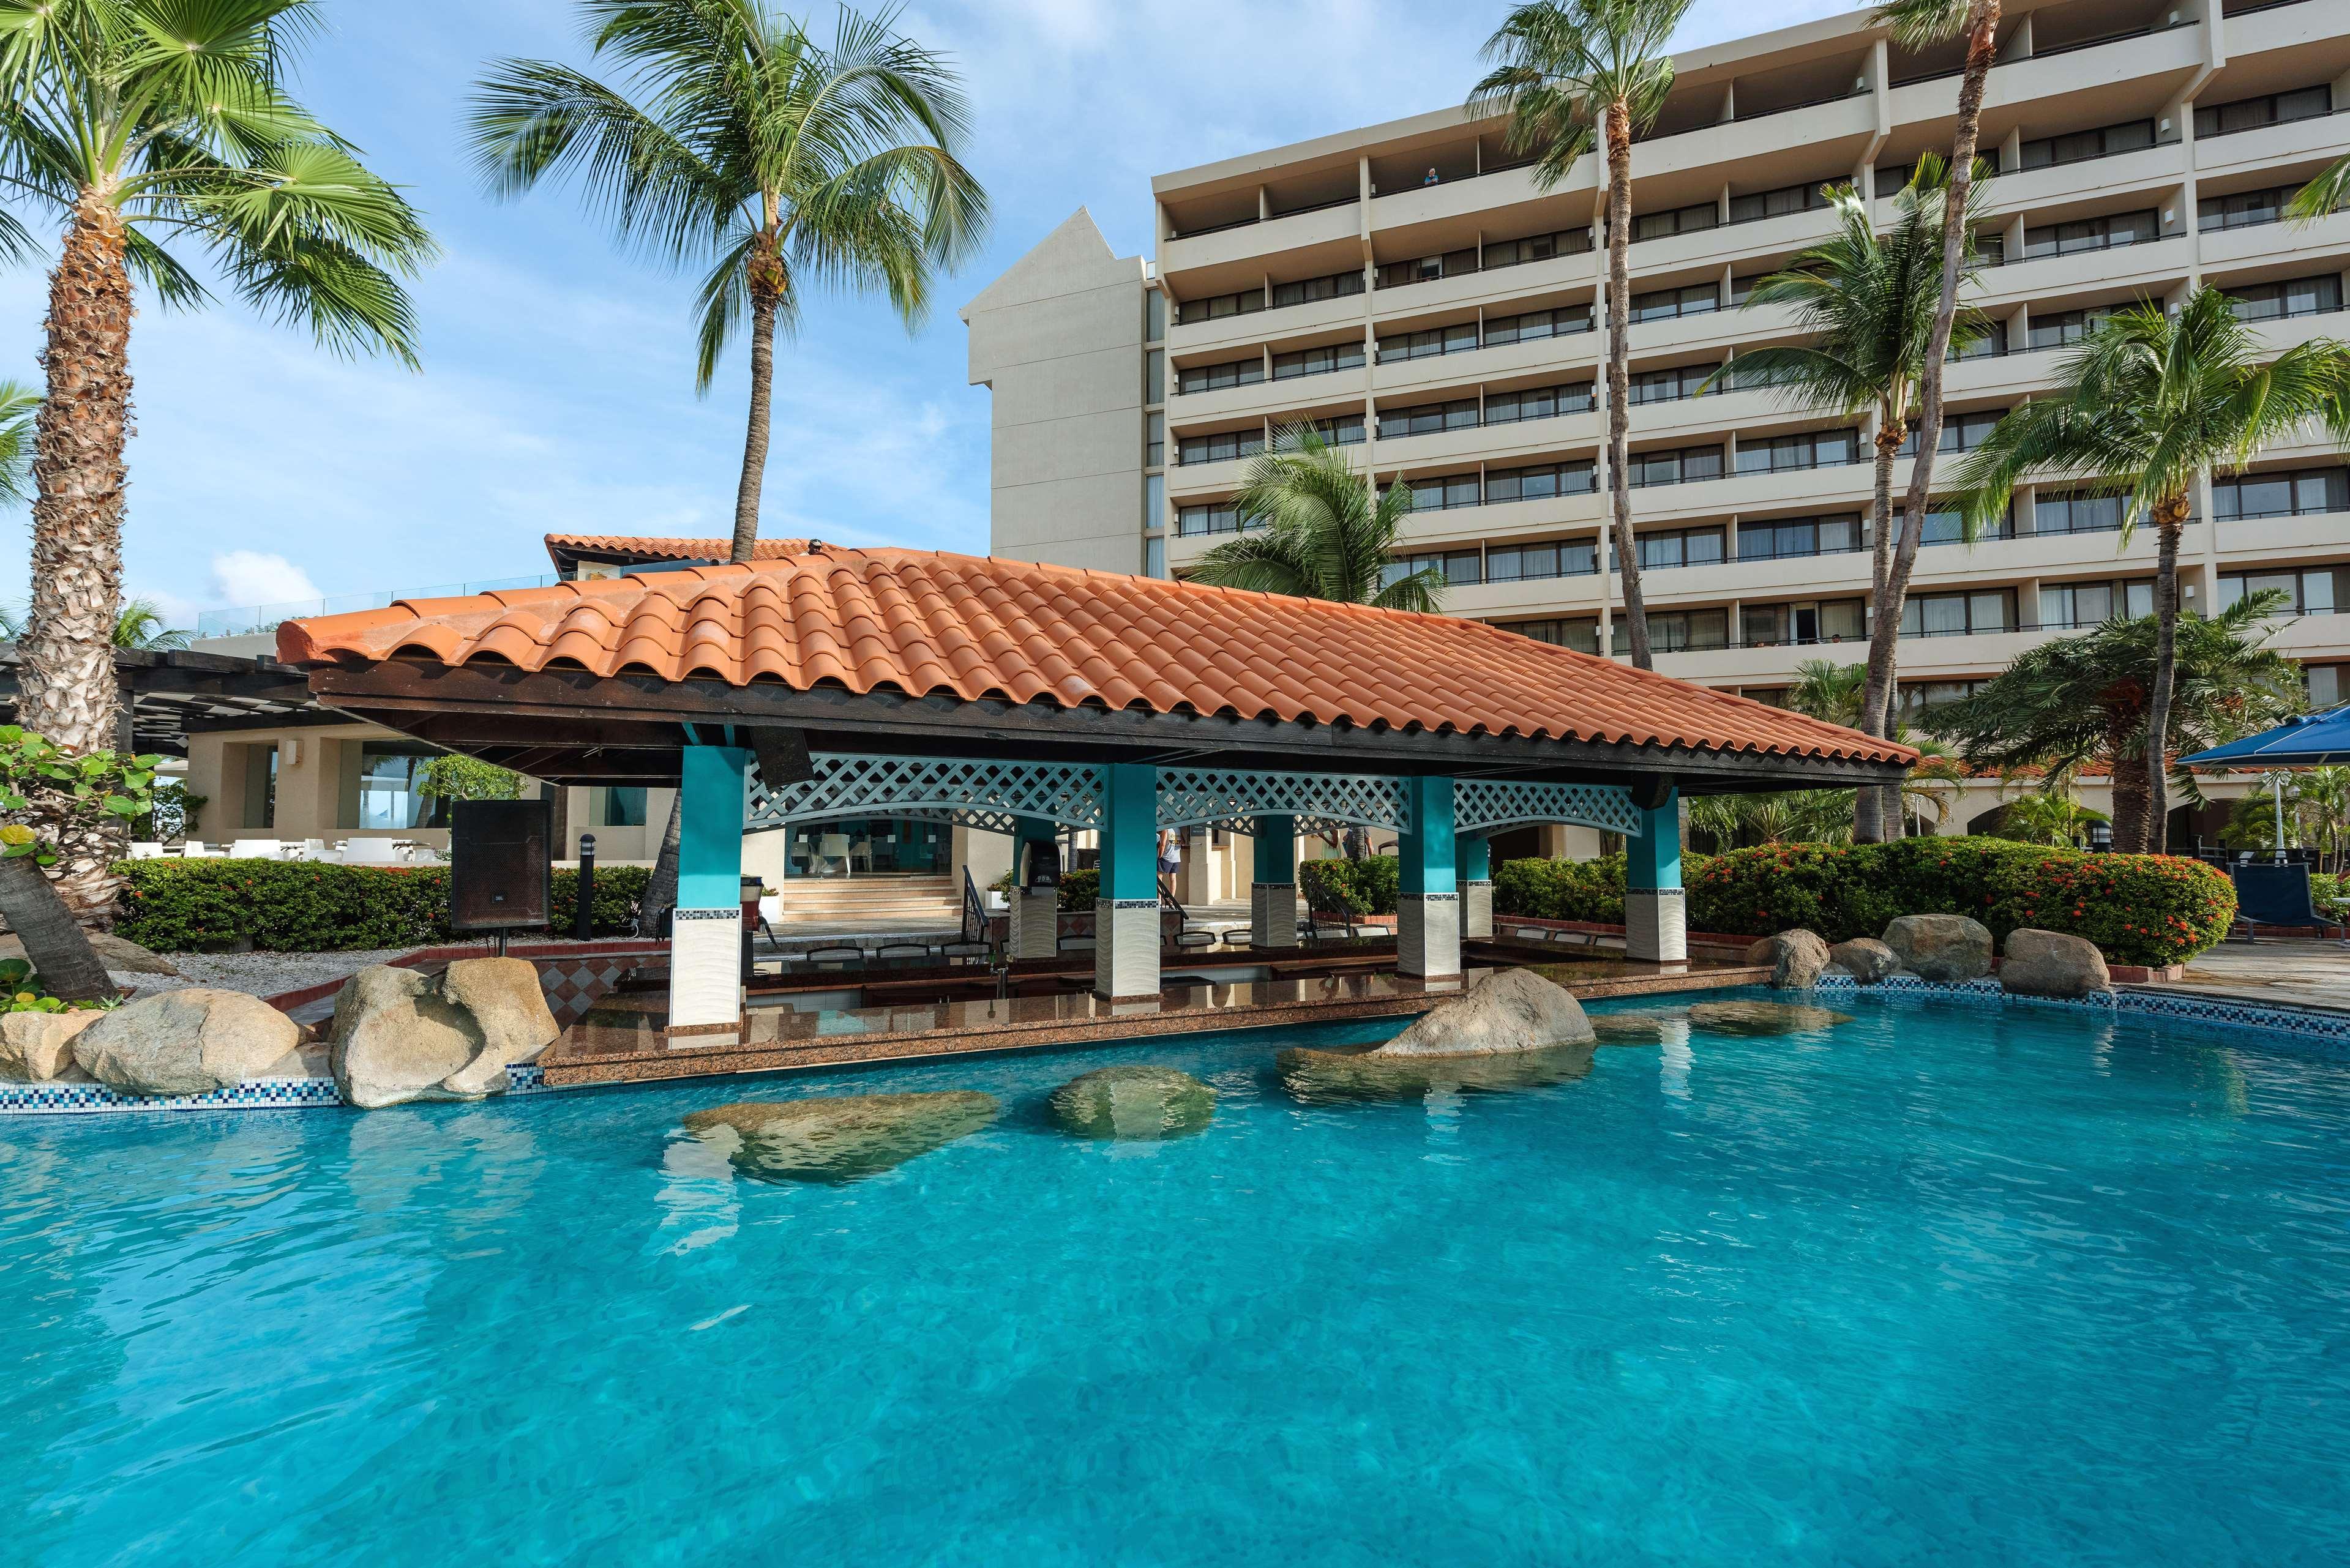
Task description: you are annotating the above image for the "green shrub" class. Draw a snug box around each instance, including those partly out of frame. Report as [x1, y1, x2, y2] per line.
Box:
[1491, 854, 1630, 924]
[1300, 854, 1399, 916]
[114, 861, 651, 952]
[1056, 867, 1099, 911]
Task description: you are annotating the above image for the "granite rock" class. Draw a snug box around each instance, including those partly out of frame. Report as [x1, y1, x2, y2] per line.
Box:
[1047, 1064, 1215, 1140]
[330, 958, 558, 1110]
[1828, 938, 1900, 984]
[1686, 999, 1854, 1036]
[1278, 1042, 1596, 1103]
[0, 1007, 102, 1081]
[1374, 968, 1594, 1057]
[1771, 929, 1832, 989]
[73, 989, 302, 1097]
[1999, 928, 2112, 999]
[683, 1091, 999, 1182]
[1882, 914, 1994, 982]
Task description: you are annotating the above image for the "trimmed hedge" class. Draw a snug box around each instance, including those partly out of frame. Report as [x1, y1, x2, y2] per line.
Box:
[1300, 854, 1399, 916]
[113, 860, 651, 952]
[1492, 838, 2237, 966]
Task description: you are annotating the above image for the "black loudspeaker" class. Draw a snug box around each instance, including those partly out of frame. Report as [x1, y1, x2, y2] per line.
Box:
[449, 798, 552, 933]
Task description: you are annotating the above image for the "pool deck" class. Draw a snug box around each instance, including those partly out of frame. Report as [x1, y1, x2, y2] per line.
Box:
[534, 946, 1765, 1087]
[2163, 939, 2350, 1014]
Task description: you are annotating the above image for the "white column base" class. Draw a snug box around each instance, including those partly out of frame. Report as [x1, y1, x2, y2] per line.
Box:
[668, 906, 744, 1043]
[1095, 898, 1163, 1000]
[1396, 892, 1461, 979]
[1251, 881, 1300, 948]
[1008, 888, 1059, 960]
[1463, 879, 1494, 941]
[1625, 887, 1688, 963]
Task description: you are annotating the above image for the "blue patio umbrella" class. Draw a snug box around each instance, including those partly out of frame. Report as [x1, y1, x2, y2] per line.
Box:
[2181, 704, 2350, 855]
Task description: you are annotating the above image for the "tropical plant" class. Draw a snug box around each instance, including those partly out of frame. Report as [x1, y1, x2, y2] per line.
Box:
[415, 753, 523, 804]
[1719, 160, 1989, 836]
[2217, 766, 2350, 870]
[0, 0, 434, 799]
[0, 379, 33, 506]
[1925, 592, 2308, 851]
[2286, 155, 2350, 226]
[0, 725, 159, 998]
[1186, 427, 1443, 611]
[1990, 788, 2109, 848]
[1471, 0, 1693, 670]
[111, 597, 189, 651]
[1951, 289, 2350, 851]
[1786, 657, 1869, 730]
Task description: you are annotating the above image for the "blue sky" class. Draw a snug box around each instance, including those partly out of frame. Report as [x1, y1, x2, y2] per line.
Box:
[0, 0, 1853, 628]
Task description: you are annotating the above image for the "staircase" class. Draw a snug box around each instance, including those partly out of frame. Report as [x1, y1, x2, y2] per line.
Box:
[769, 873, 962, 930]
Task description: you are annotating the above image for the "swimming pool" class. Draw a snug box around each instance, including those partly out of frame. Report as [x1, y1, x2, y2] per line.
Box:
[4, 992, 2345, 1565]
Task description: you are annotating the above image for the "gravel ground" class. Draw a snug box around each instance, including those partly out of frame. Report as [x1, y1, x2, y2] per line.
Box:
[118, 946, 458, 1002]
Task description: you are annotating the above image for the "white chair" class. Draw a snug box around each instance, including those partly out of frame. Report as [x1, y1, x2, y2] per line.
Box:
[230, 840, 284, 860]
[295, 838, 329, 861]
[850, 837, 874, 873]
[818, 832, 851, 876]
[342, 838, 403, 865]
[178, 840, 212, 858]
[128, 842, 165, 860]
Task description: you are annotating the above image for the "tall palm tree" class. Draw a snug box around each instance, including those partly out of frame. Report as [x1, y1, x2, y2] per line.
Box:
[0, 381, 34, 506]
[1471, 0, 1693, 670]
[0, 0, 434, 777]
[1186, 427, 1443, 611]
[1864, 0, 2002, 829]
[1786, 657, 1869, 730]
[469, 0, 987, 566]
[1719, 160, 1988, 834]
[1952, 290, 2347, 851]
[2285, 156, 2350, 225]
[112, 598, 189, 651]
[1926, 591, 2308, 851]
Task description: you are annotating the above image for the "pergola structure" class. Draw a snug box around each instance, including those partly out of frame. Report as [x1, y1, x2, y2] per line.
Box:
[279, 547, 1912, 1040]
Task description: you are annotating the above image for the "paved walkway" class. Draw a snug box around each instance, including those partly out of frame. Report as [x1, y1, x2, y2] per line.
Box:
[2171, 940, 2350, 1012]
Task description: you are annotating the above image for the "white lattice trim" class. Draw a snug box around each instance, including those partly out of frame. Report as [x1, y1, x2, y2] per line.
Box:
[1155, 768, 1410, 832]
[1454, 779, 1643, 837]
[749, 754, 1105, 831]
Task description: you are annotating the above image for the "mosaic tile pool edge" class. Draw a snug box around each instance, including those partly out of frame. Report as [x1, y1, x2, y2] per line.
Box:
[2, 1061, 553, 1116]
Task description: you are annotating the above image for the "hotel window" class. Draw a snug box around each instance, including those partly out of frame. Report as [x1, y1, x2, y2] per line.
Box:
[1736, 428, 1858, 474]
[1398, 472, 1483, 511]
[587, 786, 649, 827]
[1376, 321, 1480, 362]
[1632, 201, 1719, 241]
[1482, 228, 1591, 268]
[1377, 398, 1479, 439]
[1737, 513, 1865, 561]
[1143, 472, 1164, 529]
[1874, 161, 1916, 193]
[1482, 305, 1593, 345]
[1175, 501, 1244, 536]
[1949, 317, 2009, 360]
[236, 742, 278, 829]
[356, 742, 442, 830]
[1907, 499, 2013, 544]
[1741, 598, 1866, 648]
[1145, 288, 1166, 342]
[2225, 275, 2343, 323]
[1177, 356, 1265, 395]
[2034, 491, 2131, 536]
[1634, 525, 1726, 569]
[1728, 181, 1834, 224]
[1898, 408, 2005, 457]
[1487, 539, 1598, 581]
[2219, 567, 2349, 616]
[1383, 548, 1481, 586]
[1484, 383, 1593, 422]
[1485, 460, 1598, 502]
[2199, 186, 2297, 233]
[1620, 608, 1729, 653]
[2308, 663, 2350, 709]
[2017, 118, 2156, 169]
[2023, 209, 2158, 259]
[1304, 413, 1366, 447]
[1630, 283, 1719, 323]
[1900, 589, 2015, 638]
[1145, 413, 1163, 466]
[2040, 579, 2154, 630]
[1175, 286, 1263, 325]
[2213, 466, 2350, 520]
[1627, 362, 1719, 405]
[1901, 679, 1989, 718]
[2028, 305, 2120, 350]
[1177, 428, 1264, 465]
[2195, 86, 2330, 140]
[1145, 349, 1164, 403]
[1626, 444, 1724, 488]
[1728, 272, 1772, 306]
[1505, 617, 1601, 654]
[1271, 341, 1364, 380]
[1375, 248, 1478, 289]
[1145, 535, 1166, 578]
[1269, 269, 1366, 309]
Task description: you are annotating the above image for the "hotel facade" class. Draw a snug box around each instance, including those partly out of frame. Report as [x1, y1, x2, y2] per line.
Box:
[964, 0, 2350, 856]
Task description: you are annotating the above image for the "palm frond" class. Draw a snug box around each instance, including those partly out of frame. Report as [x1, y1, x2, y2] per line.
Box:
[0, 378, 36, 506]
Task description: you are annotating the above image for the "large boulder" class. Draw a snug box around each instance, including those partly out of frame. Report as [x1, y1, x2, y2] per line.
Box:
[0, 1007, 102, 1081]
[683, 1091, 999, 1182]
[73, 989, 302, 1097]
[1882, 914, 1994, 982]
[330, 957, 559, 1110]
[1829, 938, 1899, 984]
[1048, 1064, 1215, 1140]
[1999, 928, 2112, 999]
[1686, 1000, 1853, 1036]
[1278, 1042, 1595, 1103]
[1744, 936, 1782, 968]
[1375, 968, 1595, 1058]
[1770, 929, 1832, 989]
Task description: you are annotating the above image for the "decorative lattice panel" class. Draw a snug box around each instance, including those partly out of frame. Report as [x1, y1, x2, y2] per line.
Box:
[748, 755, 1105, 831]
[1155, 769, 1410, 833]
[1454, 779, 1644, 838]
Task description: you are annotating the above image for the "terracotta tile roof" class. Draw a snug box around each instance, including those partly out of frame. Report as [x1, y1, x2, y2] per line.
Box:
[279, 548, 1916, 766]
[541, 532, 814, 562]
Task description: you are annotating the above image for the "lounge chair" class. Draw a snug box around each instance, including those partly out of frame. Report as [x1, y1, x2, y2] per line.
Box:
[2229, 861, 2343, 943]
[229, 840, 285, 859]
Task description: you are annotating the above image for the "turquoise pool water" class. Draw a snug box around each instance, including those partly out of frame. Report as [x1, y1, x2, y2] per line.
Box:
[4, 993, 2348, 1566]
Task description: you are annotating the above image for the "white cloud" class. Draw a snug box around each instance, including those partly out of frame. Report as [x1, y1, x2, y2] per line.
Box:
[211, 550, 323, 610]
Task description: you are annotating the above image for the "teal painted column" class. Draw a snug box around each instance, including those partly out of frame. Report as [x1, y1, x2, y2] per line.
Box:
[670, 743, 750, 1035]
[1625, 787, 1686, 963]
[1462, 832, 1494, 941]
[1008, 816, 1060, 960]
[1398, 777, 1460, 978]
[1251, 813, 1298, 948]
[1464, 836, 1491, 880]
[1095, 763, 1161, 999]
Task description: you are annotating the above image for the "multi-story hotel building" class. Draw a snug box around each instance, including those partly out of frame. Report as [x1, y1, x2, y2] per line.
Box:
[965, 0, 2350, 854]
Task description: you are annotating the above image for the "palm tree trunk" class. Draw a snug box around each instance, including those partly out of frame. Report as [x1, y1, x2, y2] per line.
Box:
[0, 851, 114, 1001]
[2106, 746, 2148, 854]
[1854, 424, 1905, 841]
[1858, 0, 2000, 832]
[1603, 102, 1652, 670]
[727, 280, 781, 567]
[2144, 504, 2187, 856]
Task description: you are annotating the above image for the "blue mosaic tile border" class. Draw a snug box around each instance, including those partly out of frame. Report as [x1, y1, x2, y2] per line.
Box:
[0, 1074, 345, 1116]
[1814, 971, 2350, 1051]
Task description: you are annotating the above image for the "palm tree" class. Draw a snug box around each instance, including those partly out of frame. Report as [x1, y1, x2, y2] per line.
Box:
[2285, 157, 2350, 226]
[1721, 161, 1988, 834]
[0, 381, 34, 506]
[0, 0, 433, 776]
[112, 599, 189, 651]
[1786, 657, 1869, 730]
[469, 0, 987, 566]
[1186, 427, 1443, 611]
[1991, 789, 2108, 848]
[1864, 0, 2001, 836]
[1471, 0, 1693, 670]
[1926, 592, 2308, 851]
[1952, 290, 2348, 852]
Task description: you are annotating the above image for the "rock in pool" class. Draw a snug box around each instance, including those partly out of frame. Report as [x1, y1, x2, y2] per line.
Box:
[1375, 968, 1595, 1057]
[1048, 1064, 1214, 1140]
[330, 957, 561, 1110]
[683, 1090, 999, 1182]
[1998, 927, 2112, 999]
[1588, 1011, 1670, 1044]
[1685, 999, 1853, 1036]
[1882, 914, 1994, 982]
[1278, 1042, 1595, 1103]
[1770, 929, 1831, 989]
[73, 988, 304, 1097]
[1829, 937, 1899, 984]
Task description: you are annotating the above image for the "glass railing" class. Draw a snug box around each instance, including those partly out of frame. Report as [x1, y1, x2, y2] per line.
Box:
[196, 572, 564, 640]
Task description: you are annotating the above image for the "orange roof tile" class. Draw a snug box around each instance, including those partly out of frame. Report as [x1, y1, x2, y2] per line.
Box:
[278, 548, 1917, 766]
[541, 532, 814, 563]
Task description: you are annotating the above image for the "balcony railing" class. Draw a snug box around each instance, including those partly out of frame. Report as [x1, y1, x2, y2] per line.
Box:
[195, 573, 563, 640]
[1890, 17, 2193, 89]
